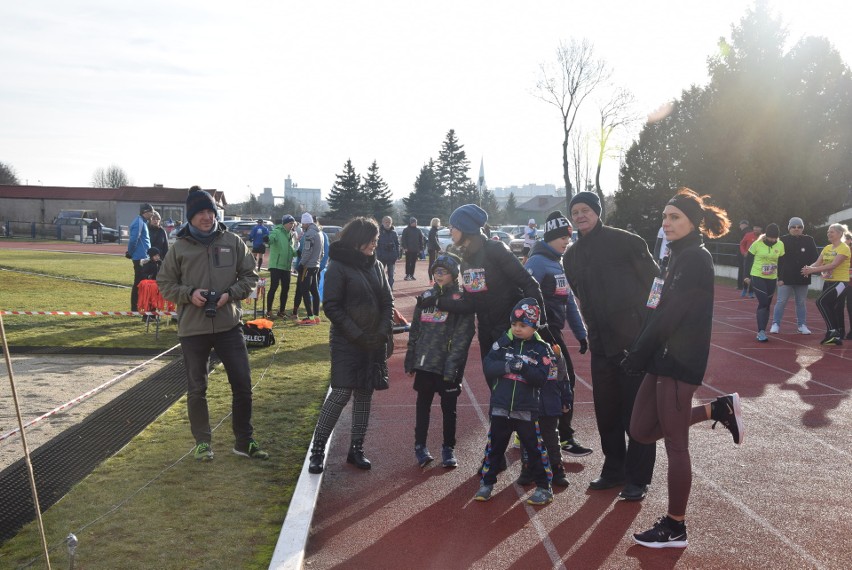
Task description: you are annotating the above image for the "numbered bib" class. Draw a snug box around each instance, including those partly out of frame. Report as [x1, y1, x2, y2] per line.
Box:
[462, 268, 488, 293]
[646, 277, 665, 309]
[761, 264, 776, 276]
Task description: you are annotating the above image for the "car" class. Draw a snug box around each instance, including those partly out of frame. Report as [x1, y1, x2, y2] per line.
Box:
[53, 217, 121, 242]
[488, 230, 512, 246]
[321, 225, 342, 243]
[509, 229, 545, 257]
[499, 225, 525, 238]
[436, 228, 453, 250]
[227, 220, 274, 242]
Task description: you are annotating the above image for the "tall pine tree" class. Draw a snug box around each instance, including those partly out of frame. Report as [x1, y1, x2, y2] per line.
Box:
[362, 160, 394, 222]
[403, 160, 446, 222]
[435, 129, 473, 213]
[326, 159, 363, 222]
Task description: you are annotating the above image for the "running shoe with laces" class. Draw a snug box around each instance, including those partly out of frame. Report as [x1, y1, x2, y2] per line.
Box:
[298, 317, 318, 326]
[561, 439, 593, 457]
[193, 442, 214, 461]
[633, 516, 688, 548]
[769, 323, 780, 334]
[798, 324, 812, 335]
[756, 330, 768, 342]
[414, 444, 434, 467]
[232, 439, 270, 460]
[441, 445, 458, 468]
[474, 484, 493, 501]
[711, 393, 744, 445]
[821, 331, 842, 345]
[526, 487, 554, 506]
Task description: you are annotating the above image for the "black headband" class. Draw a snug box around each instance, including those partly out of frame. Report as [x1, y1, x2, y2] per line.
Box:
[667, 194, 704, 227]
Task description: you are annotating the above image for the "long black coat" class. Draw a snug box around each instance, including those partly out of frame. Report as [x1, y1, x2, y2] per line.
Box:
[323, 241, 394, 390]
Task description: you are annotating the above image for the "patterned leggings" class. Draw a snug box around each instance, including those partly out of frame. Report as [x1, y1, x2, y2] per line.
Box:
[312, 387, 373, 446]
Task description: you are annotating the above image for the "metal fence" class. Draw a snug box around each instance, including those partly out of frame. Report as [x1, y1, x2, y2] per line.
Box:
[2, 220, 125, 243]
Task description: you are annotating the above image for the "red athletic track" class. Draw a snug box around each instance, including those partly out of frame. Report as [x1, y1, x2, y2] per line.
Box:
[304, 272, 851, 570]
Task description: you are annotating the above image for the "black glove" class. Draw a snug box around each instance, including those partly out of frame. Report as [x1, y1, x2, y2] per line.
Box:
[579, 338, 588, 354]
[416, 288, 440, 309]
[619, 350, 644, 377]
[125, 252, 133, 259]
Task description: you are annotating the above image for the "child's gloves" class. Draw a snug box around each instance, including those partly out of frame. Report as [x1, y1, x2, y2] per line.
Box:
[509, 357, 526, 373]
[416, 287, 440, 309]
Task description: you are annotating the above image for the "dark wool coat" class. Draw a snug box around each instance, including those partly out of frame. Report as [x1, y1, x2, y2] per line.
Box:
[323, 241, 394, 390]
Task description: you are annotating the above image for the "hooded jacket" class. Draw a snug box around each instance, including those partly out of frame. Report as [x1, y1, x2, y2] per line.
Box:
[401, 224, 425, 252]
[323, 241, 394, 390]
[624, 231, 714, 385]
[404, 283, 475, 384]
[563, 220, 658, 358]
[299, 223, 325, 269]
[525, 240, 586, 338]
[157, 223, 258, 337]
[267, 224, 297, 271]
[483, 331, 552, 414]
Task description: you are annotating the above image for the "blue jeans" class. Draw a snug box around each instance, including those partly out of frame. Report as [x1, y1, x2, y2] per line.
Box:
[772, 283, 809, 327]
[180, 325, 254, 448]
[380, 259, 395, 289]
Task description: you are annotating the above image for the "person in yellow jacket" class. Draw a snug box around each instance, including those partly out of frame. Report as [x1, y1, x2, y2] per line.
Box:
[743, 223, 784, 342]
[802, 223, 850, 345]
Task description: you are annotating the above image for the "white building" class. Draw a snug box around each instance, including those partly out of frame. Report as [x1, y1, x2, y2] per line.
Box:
[285, 176, 322, 212]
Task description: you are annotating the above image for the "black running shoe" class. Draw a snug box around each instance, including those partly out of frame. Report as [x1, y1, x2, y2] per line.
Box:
[560, 440, 593, 457]
[633, 516, 688, 549]
[711, 392, 744, 445]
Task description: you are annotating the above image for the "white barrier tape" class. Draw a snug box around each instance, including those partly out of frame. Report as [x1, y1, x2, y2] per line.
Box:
[0, 311, 178, 316]
[0, 344, 181, 444]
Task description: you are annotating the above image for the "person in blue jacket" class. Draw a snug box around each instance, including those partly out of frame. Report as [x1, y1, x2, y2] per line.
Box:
[524, 210, 592, 461]
[248, 219, 270, 271]
[475, 298, 555, 506]
[127, 203, 154, 311]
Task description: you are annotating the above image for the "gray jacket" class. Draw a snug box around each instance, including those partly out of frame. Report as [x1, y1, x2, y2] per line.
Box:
[299, 223, 325, 269]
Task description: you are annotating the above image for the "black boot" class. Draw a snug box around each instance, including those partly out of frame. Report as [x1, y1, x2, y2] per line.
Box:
[308, 440, 326, 474]
[346, 439, 372, 470]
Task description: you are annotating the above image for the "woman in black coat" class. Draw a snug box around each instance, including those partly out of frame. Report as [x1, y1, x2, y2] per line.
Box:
[308, 217, 394, 474]
[622, 188, 744, 549]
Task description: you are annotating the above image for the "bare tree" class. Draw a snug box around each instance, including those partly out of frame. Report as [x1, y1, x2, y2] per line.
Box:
[92, 164, 131, 188]
[594, 87, 637, 220]
[534, 38, 610, 206]
[569, 128, 592, 199]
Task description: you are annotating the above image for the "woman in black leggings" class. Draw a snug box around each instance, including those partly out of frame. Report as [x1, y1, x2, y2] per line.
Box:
[621, 188, 744, 549]
[802, 223, 850, 345]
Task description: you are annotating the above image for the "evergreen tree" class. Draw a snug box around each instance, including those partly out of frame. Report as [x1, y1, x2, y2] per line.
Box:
[326, 159, 364, 221]
[480, 188, 502, 223]
[403, 160, 446, 222]
[435, 129, 473, 213]
[361, 160, 394, 222]
[504, 193, 519, 224]
[0, 161, 19, 185]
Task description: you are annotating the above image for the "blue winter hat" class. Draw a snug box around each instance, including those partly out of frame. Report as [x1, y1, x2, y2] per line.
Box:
[185, 186, 217, 221]
[281, 214, 296, 225]
[449, 204, 488, 235]
[569, 191, 601, 216]
[510, 297, 541, 329]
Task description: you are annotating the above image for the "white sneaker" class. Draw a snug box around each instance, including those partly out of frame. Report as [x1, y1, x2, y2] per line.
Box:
[798, 324, 812, 335]
[769, 323, 780, 334]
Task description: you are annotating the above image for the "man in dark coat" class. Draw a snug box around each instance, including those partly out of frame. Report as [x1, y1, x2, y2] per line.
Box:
[401, 217, 426, 281]
[563, 191, 658, 502]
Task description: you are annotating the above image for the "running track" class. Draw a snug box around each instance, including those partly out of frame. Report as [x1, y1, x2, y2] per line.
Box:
[304, 277, 851, 569]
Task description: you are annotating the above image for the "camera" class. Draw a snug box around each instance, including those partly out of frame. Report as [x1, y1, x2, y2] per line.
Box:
[201, 290, 221, 318]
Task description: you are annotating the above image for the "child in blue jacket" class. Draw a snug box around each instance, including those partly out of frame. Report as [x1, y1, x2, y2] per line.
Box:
[475, 297, 555, 506]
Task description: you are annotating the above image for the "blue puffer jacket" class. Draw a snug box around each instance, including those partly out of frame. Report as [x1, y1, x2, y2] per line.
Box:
[525, 240, 586, 338]
[376, 225, 400, 264]
[482, 331, 552, 414]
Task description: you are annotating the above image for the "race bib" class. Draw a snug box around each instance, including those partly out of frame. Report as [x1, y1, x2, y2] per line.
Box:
[554, 273, 569, 297]
[761, 264, 776, 276]
[646, 277, 665, 309]
[462, 268, 488, 292]
[420, 308, 448, 323]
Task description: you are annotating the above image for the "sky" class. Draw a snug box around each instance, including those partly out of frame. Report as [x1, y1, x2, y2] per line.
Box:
[1, 1, 850, 205]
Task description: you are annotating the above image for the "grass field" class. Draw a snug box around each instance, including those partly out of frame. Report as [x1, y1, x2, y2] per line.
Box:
[0, 249, 329, 568]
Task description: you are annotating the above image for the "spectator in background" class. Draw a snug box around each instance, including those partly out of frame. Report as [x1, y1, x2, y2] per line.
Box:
[427, 217, 442, 283]
[127, 203, 153, 312]
[148, 211, 169, 259]
[739, 222, 762, 298]
[88, 217, 103, 244]
[157, 186, 268, 462]
[266, 215, 298, 319]
[844, 232, 852, 339]
[376, 216, 400, 289]
[521, 218, 537, 263]
[248, 219, 269, 272]
[653, 225, 670, 262]
[296, 212, 325, 325]
[770, 217, 818, 335]
[743, 223, 784, 343]
[402, 217, 425, 281]
[802, 223, 850, 346]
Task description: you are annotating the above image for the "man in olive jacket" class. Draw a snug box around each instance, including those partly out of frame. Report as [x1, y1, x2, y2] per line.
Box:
[158, 186, 269, 462]
[563, 191, 658, 501]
